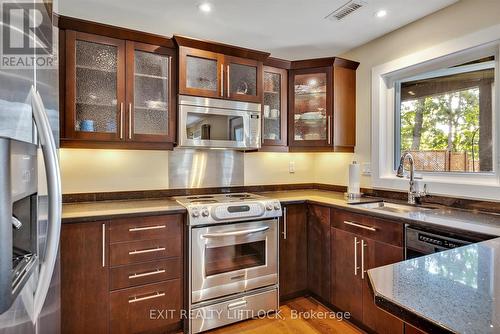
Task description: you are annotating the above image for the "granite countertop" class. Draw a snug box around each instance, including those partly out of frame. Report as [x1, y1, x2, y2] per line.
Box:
[261, 190, 500, 237]
[62, 198, 186, 223]
[368, 238, 500, 334]
[62, 190, 500, 238]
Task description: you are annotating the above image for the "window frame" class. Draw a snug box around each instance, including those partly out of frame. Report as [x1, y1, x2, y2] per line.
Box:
[371, 33, 500, 201]
[393, 60, 496, 174]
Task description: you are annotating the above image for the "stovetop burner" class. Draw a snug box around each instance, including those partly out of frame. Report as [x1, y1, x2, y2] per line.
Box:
[225, 194, 252, 198]
[186, 195, 215, 200]
[190, 199, 218, 204]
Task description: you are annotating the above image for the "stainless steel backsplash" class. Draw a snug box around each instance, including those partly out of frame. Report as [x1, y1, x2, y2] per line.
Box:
[168, 148, 244, 188]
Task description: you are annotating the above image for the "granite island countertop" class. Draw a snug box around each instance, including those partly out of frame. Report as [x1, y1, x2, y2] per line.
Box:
[368, 237, 500, 334]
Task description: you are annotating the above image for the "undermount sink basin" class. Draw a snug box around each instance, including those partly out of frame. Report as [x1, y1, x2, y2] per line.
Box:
[357, 201, 435, 214]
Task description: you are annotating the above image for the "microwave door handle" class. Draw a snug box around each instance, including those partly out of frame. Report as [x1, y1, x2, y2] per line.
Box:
[31, 87, 62, 320]
[202, 226, 270, 238]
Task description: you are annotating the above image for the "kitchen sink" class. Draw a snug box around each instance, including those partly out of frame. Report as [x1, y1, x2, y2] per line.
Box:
[356, 202, 435, 214]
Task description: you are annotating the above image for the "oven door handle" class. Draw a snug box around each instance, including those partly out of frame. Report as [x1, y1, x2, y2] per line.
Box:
[202, 226, 270, 238]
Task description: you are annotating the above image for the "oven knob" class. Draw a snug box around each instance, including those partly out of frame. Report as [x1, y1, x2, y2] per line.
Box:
[191, 210, 200, 218]
[274, 203, 280, 210]
[201, 209, 210, 217]
[266, 204, 273, 211]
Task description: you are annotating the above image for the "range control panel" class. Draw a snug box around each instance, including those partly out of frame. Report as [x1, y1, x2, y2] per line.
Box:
[187, 200, 281, 226]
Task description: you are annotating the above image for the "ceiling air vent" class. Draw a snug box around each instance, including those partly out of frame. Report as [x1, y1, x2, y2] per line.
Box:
[325, 0, 366, 21]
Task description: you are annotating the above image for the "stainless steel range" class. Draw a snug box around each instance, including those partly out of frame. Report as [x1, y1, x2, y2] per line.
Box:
[176, 193, 281, 334]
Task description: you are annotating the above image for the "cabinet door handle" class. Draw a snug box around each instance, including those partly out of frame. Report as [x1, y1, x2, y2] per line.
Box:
[354, 237, 360, 276]
[220, 64, 224, 97]
[129, 247, 165, 255]
[282, 207, 287, 240]
[344, 220, 377, 232]
[102, 224, 106, 267]
[128, 103, 132, 139]
[361, 239, 366, 279]
[129, 269, 165, 279]
[327, 115, 332, 145]
[119, 103, 124, 139]
[129, 225, 166, 232]
[128, 292, 165, 304]
[226, 64, 230, 97]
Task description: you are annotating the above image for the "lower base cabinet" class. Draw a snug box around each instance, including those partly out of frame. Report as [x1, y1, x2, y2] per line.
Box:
[279, 204, 308, 300]
[61, 214, 183, 334]
[330, 209, 404, 334]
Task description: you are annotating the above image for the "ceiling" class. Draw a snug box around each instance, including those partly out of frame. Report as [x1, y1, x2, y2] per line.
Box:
[58, 0, 459, 60]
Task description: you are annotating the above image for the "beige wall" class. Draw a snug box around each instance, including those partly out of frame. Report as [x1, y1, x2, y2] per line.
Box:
[60, 0, 500, 194]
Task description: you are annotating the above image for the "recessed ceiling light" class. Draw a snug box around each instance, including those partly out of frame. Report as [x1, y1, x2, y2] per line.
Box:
[375, 9, 387, 18]
[198, 2, 212, 13]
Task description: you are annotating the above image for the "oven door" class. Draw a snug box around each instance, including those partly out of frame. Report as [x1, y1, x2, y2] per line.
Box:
[179, 104, 260, 150]
[191, 219, 278, 303]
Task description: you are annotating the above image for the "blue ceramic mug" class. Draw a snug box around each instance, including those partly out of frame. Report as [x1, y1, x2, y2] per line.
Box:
[80, 119, 95, 132]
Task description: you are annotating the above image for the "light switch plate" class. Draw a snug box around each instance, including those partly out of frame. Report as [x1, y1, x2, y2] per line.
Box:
[289, 161, 296, 174]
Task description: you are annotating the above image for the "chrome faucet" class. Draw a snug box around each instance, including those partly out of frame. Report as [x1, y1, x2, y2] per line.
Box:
[396, 152, 427, 204]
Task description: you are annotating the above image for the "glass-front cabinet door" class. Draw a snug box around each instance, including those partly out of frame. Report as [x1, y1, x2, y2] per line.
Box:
[289, 67, 332, 148]
[126, 42, 175, 142]
[66, 31, 125, 141]
[179, 47, 223, 98]
[262, 66, 287, 147]
[225, 56, 262, 103]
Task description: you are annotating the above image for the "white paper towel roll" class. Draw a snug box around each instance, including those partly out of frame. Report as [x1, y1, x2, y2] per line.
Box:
[348, 161, 360, 195]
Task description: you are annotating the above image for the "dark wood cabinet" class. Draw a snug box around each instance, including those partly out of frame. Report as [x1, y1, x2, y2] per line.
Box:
[61, 214, 183, 334]
[288, 58, 359, 152]
[61, 221, 109, 334]
[261, 65, 288, 149]
[61, 24, 176, 150]
[279, 204, 308, 300]
[307, 205, 331, 303]
[175, 36, 269, 104]
[331, 227, 363, 320]
[361, 238, 404, 334]
[330, 209, 404, 333]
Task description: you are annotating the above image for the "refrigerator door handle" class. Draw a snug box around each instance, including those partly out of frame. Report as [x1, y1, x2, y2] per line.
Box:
[30, 86, 62, 320]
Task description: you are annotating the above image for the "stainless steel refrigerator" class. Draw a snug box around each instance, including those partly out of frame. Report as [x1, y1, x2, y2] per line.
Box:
[0, 0, 61, 333]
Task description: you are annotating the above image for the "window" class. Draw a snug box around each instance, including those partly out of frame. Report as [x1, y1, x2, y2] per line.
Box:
[395, 57, 495, 173]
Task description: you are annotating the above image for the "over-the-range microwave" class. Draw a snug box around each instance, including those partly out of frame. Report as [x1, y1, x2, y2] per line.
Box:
[178, 95, 261, 150]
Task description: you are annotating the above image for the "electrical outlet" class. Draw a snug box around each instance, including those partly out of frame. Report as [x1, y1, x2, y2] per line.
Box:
[361, 162, 371, 176]
[289, 161, 296, 174]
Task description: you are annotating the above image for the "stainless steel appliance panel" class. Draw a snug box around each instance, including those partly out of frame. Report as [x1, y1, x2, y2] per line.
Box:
[191, 219, 278, 303]
[190, 287, 278, 334]
[178, 95, 261, 150]
[405, 226, 474, 259]
[168, 148, 244, 189]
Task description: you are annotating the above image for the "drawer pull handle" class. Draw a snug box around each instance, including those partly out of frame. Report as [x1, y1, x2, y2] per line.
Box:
[227, 300, 247, 311]
[129, 269, 166, 279]
[343, 221, 377, 232]
[129, 225, 166, 232]
[129, 247, 166, 255]
[128, 292, 165, 304]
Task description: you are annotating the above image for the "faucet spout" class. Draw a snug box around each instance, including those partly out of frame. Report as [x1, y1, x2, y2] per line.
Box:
[396, 152, 427, 204]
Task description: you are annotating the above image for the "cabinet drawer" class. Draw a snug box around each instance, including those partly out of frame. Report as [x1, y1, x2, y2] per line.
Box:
[331, 210, 403, 246]
[110, 279, 181, 334]
[110, 258, 182, 290]
[110, 238, 181, 266]
[109, 214, 182, 243]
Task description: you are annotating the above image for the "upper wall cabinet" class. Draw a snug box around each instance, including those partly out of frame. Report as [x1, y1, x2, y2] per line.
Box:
[288, 58, 359, 152]
[60, 18, 177, 150]
[175, 36, 269, 104]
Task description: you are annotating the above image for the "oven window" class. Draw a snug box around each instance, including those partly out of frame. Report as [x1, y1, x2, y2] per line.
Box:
[205, 240, 266, 276]
[186, 112, 244, 141]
